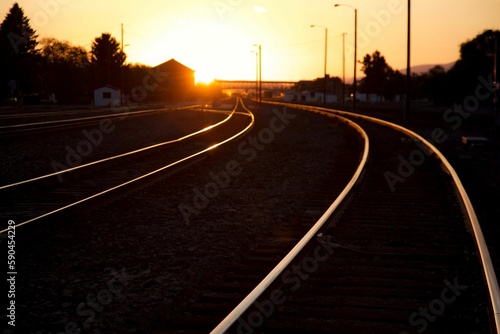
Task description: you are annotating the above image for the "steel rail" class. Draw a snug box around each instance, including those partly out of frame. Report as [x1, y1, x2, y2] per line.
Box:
[0, 105, 199, 130]
[273, 101, 500, 333]
[0, 105, 237, 190]
[0, 98, 254, 234]
[0, 110, 82, 119]
[327, 106, 500, 333]
[211, 112, 369, 333]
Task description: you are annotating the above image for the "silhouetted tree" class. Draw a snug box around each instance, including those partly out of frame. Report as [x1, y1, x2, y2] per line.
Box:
[411, 72, 429, 101]
[40, 37, 90, 102]
[41, 37, 88, 67]
[359, 50, 393, 99]
[420, 65, 448, 105]
[0, 3, 40, 101]
[90, 33, 126, 88]
[447, 29, 499, 103]
[122, 63, 152, 93]
[385, 68, 405, 101]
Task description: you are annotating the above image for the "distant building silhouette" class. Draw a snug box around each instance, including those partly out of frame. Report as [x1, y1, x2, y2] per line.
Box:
[93, 85, 121, 107]
[152, 59, 194, 102]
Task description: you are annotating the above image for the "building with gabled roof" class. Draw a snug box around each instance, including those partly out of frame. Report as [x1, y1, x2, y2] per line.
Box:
[151, 59, 195, 102]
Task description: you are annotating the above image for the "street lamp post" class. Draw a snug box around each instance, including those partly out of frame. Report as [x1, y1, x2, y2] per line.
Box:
[334, 4, 357, 111]
[259, 45, 262, 106]
[311, 25, 328, 107]
[405, 0, 411, 119]
[251, 50, 258, 103]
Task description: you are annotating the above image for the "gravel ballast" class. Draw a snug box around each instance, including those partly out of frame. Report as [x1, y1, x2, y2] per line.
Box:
[8, 102, 354, 333]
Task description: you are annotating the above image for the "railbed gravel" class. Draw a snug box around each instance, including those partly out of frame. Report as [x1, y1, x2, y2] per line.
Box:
[0, 108, 228, 185]
[9, 103, 353, 333]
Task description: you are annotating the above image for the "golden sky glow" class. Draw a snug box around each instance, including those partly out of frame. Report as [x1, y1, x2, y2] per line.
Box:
[2, 0, 500, 83]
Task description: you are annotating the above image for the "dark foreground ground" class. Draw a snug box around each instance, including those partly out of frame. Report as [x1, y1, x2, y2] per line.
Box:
[1, 100, 498, 333]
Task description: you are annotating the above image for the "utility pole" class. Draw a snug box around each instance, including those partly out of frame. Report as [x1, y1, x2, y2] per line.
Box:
[121, 23, 124, 104]
[324, 28, 328, 107]
[353, 8, 357, 111]
[121, 23, 124, 56]
[404, 0, 411, 119]
[493, 35, 498, 139]
[311, 25, 328, 107]
[342, 32, 347, 105]
[107, 42, 111, 84]
[334, 4, 357, 110]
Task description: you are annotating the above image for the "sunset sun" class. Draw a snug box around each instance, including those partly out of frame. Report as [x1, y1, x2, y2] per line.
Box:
[195, 68, 217, 84]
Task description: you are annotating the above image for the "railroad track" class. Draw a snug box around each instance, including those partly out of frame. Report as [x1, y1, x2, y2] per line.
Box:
[0, 98, 254, 233]
[0, 104, 201, 136]
[153, 102, 499, 333]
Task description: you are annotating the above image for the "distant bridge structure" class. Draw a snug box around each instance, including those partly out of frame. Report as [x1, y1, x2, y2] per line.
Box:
[215, 80, 296, 92]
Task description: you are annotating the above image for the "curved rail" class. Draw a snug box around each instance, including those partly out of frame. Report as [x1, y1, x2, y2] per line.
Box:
[268, 101, 500, 333]
[0, 98, 254, 233]
[0, 104, 237, 190]
[211, 112, 369, 333]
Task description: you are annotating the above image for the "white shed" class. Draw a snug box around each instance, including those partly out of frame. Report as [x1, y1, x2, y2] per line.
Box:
[93, 85, 121, 107]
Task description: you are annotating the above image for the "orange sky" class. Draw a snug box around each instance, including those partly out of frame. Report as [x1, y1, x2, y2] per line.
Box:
[1, 0, 499, 83]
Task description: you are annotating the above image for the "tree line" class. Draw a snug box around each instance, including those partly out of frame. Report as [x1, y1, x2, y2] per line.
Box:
[0, 3, 163, 104]
[0, 2, 498, 106]
[358, 29, 500, 106]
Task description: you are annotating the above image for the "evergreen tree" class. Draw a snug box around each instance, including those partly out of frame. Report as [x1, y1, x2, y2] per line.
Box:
[0, 3, 40, 101]
[90, 33, 126, 88]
